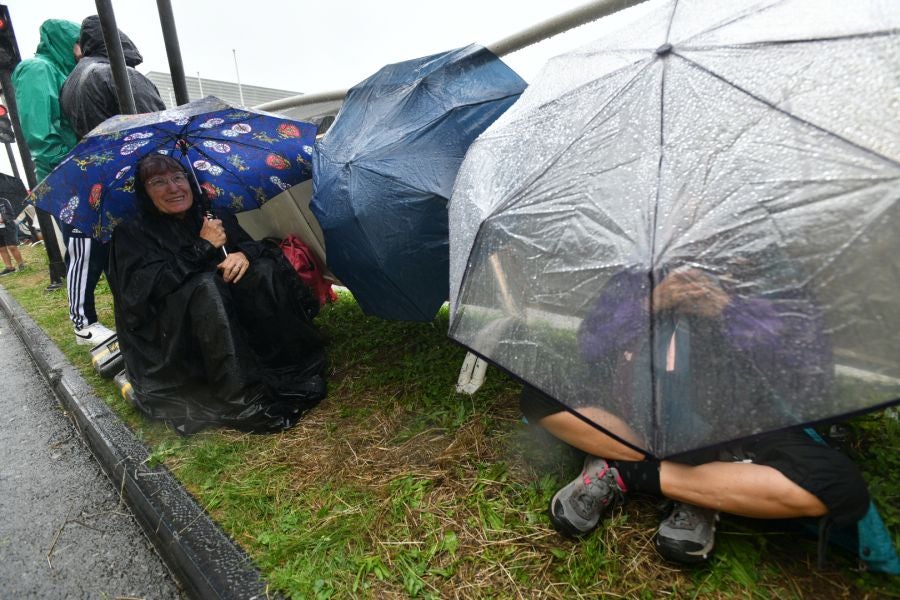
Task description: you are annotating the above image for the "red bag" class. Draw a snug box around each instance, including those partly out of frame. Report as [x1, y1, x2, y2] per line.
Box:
[278, 234, 338, 306]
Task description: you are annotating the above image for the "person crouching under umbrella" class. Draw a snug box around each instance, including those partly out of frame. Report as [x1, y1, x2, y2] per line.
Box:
[524, 265, 870, 566]
[108, 153, 327, 434]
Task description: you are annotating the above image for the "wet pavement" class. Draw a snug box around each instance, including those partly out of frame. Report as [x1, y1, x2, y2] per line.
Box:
[0, 308, 182, 599]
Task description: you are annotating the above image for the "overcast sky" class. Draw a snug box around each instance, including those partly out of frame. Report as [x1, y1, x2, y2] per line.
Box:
[1, 0, 630, 178]
[7, 0, 614, 93]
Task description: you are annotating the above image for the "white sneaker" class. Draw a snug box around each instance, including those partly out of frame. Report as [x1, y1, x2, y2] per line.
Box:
[74, 322, 116, 346]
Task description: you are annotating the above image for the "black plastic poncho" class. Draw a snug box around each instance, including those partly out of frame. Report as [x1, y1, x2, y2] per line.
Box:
[108, 204, 327, 434]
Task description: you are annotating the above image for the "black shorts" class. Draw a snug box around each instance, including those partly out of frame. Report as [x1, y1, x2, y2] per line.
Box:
[520, 386, 870, 526]
[682, 430, 870, 526]
[520, 385, 568, 423]
[0, 223, 17, 246]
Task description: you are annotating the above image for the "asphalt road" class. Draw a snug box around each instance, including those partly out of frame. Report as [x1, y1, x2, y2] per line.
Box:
[0, 308, 181, 599]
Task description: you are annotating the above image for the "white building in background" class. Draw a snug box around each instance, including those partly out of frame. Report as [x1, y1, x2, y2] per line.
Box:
[146, 72, 303, 110]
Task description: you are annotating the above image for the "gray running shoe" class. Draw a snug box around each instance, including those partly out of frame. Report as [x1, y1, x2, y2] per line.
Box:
[549, 456, 626, 537]
[654, 502, 718, 564]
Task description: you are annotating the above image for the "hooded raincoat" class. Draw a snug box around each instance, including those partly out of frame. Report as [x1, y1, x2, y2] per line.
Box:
[60, 15, 165, 139]
[11, 19, 80, 179]
[108, 178, 329, 434]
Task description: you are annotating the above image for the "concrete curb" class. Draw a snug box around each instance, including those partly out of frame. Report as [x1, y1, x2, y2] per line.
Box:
[0, 285, 270, 600]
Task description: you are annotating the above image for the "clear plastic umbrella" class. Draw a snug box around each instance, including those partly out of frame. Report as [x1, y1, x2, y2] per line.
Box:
[448, 0, 900, 458]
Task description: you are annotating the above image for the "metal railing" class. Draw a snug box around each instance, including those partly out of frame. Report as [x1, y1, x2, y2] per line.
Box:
[253, 0, 644, 112]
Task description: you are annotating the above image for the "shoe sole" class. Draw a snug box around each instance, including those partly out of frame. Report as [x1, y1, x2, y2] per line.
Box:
[548, 498, 595, 538]
[547, 483, 624, 538]
[653, 521, 717, 565]
[76, 330, 116, 347]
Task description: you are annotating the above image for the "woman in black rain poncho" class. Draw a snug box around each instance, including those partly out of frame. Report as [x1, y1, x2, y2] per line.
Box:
[109, 153, 327, 434]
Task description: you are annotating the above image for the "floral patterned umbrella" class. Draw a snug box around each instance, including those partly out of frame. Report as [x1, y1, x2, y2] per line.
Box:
[29, 96, 317, 241]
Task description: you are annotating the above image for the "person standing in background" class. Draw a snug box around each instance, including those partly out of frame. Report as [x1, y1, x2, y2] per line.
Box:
[60, 15, 166, 138]
[0, 195, 26, 274]
[56, 15, 165, 347]
[12, 18, 116, 346]
[10, 19, 79, 184]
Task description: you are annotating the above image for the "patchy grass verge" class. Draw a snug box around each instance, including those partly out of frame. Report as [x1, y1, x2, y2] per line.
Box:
[3, 244, 898, 599]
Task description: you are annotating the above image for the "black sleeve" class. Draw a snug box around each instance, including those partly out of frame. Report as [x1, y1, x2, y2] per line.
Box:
[69, 65, 121, 138]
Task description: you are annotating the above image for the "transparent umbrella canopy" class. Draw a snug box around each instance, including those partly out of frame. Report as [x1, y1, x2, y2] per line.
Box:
[448, 0, 900, 458]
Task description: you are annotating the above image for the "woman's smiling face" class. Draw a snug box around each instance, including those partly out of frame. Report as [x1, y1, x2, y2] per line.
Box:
[145, 170, 194, 216]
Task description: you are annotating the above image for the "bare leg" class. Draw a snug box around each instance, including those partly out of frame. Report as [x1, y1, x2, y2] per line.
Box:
[538, 408, 645, 460]
[0, 246, 12, 268]
[538, 408, 647, 461]
[538, 409, 827, 519]
[660, 461, 826, 519]
[8, 245, 23, 265]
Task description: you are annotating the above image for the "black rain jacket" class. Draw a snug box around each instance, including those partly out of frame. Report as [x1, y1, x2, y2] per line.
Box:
[60, 15, 166, 139]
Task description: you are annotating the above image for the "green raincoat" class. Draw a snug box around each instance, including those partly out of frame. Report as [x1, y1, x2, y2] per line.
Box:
[11, 19, 80, 180]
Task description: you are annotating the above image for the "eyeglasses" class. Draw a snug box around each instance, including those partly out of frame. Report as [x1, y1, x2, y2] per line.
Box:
[147, 173, 189, 189]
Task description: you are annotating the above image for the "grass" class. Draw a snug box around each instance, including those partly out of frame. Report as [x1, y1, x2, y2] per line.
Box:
[3, 243, 899, 599]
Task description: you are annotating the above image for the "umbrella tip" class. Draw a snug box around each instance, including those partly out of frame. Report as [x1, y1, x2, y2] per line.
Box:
[655, 43, 673, 57]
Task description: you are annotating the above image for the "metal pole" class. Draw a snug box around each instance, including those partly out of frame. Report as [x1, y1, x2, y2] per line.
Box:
[232, 49, 245, 105]
[485, 0, 643, 57]
[4, 141, 20, 180]
[155, 0, 190, 105]
[0, 70, 66, 286]
[0, 73, 35, 187]
[255, 88, 347, 113]
[197, 72, 204, 97]
[94, 0, 137, 114]
[253, 0, 644, 113]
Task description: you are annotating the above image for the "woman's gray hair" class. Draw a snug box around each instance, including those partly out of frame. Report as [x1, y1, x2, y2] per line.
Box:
[134, 152, 202, 215]
[136, 153, 188, 187]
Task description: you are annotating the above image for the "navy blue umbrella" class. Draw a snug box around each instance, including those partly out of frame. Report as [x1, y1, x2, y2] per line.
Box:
[311, 44, 526, 321]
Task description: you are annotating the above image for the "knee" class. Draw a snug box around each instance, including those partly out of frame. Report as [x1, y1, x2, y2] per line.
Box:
[763, 461, 868, 524]
[188, 272, 230, 309]
[234, 257, 276, 290]
[815, 454, 871, 526]
[193, 271, 226, 293]
[774, 480, 828, 517]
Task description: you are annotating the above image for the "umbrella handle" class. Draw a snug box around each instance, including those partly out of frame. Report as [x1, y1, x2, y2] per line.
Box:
[490, 253, 519, 316]
[177, 140, 229, 259]
[204, 210, 228, 258]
